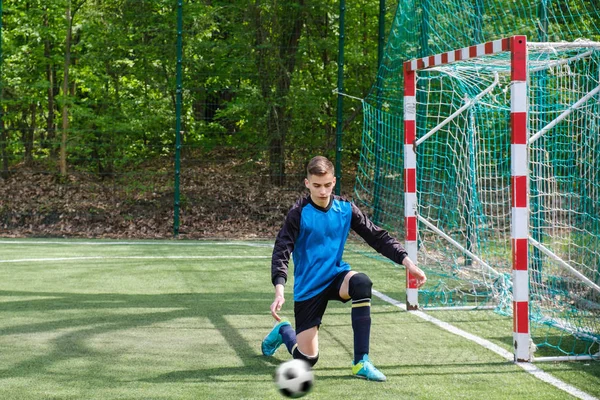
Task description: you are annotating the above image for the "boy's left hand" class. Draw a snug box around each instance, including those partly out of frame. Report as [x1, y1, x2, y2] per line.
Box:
[404, 258, 427, 288]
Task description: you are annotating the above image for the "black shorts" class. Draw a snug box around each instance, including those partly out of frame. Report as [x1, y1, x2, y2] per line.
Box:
[294, 270, 351, 334]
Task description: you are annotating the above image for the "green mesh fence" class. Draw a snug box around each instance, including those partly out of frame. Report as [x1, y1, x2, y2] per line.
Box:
[357, 1, 600, 359]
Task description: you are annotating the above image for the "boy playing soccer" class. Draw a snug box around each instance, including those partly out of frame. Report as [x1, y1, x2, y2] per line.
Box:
[261, 156, 427, 381]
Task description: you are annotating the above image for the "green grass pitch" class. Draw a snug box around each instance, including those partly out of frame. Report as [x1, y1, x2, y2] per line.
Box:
[0, 239, 598, 399]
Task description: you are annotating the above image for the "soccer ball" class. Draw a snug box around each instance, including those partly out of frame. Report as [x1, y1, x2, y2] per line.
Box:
[274, 359, 314, 398]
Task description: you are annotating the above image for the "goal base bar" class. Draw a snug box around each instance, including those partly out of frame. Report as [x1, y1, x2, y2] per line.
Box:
[533, 355, 600, 362]
[423, 305, 497, 311]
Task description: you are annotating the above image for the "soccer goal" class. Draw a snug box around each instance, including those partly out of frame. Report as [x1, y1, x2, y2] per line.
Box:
[403, 36, 600, 362]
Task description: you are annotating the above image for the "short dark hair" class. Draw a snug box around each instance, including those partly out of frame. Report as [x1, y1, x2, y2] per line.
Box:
[306, 156, 334, 177]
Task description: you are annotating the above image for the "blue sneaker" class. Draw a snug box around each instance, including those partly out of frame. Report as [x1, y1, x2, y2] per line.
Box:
[261, 319, 291, 356]
[352, 354, 387, 382]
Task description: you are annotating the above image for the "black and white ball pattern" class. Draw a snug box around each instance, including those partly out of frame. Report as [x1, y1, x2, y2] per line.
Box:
[274, 359, 314, 398]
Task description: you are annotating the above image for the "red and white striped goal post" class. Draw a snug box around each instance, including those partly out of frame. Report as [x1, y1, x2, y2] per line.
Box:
[402, 36, 530, 362]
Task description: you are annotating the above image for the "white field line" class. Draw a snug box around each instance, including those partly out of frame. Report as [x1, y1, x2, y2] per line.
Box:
[373, 289, 598, 400]
[0, 255, 269, 263]
[0, 240, 272, 247]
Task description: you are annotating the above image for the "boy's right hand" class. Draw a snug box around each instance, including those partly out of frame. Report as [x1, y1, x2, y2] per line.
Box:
[270, 294, 285, 321]
[271, 284, 286, 321]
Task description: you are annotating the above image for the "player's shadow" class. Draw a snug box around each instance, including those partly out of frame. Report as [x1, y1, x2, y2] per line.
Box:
[0, 289, 280, 381]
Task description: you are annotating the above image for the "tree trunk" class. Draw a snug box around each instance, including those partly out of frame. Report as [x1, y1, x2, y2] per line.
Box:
[0, 91, 7, 179]
[318, 12, 335, 150]
[267, 104, 285, 186]
[43, 5, 57, 155]
[60, 2, 73, 176]
[254, 0, 305, 186]
[23, 104, 37, 165]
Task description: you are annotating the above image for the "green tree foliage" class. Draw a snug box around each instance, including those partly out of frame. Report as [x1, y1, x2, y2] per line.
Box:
[0, 0, 394, 183]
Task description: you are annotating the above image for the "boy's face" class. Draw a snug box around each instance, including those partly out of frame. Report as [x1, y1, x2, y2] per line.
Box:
[305, 172, 336, 208]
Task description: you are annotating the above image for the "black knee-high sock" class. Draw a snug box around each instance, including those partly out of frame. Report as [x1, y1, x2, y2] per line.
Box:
[280, 324, 297, 354]
[352, 300, 371, 364]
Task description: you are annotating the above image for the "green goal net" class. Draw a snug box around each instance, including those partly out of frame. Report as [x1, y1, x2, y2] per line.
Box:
[356, 1, 600, 360]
